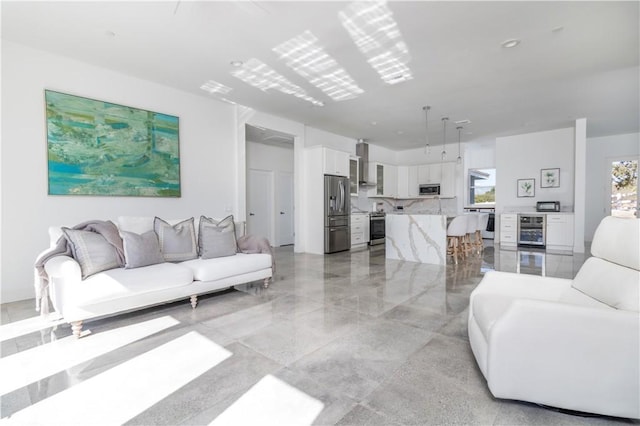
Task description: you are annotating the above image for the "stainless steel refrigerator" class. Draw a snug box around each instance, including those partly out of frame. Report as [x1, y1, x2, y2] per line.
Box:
[324, 175, 350, 253]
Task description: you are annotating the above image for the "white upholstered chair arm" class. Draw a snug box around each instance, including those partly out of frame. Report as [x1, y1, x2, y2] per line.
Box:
[470, 271, 571, 302]
[488, 299, 640, 417]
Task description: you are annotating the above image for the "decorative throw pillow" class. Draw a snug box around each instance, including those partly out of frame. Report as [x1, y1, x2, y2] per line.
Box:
[62, 228, 121, 279]
[120, 230, 165, 269]
[199, 215, 238, 259]
[154, 217, 198, 262]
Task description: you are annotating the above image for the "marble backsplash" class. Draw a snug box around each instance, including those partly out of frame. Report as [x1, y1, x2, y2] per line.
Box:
[351, 191, 457, 216]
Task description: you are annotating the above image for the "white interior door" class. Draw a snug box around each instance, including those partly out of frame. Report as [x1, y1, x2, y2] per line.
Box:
[247, 169, 273, 242]
[276, 171, 294, 246]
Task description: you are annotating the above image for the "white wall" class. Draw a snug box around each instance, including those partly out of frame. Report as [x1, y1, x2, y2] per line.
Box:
[304, 126, 355, 153]
[246, 142, 294, 173]
[1, 40, 236, 302]
[585, 132, 640, 240]
[496, 127, 575, 212]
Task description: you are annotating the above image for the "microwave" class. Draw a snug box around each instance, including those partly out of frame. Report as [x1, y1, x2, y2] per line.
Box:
[419, 184, 440, 196]
[536, 201, 561, 212]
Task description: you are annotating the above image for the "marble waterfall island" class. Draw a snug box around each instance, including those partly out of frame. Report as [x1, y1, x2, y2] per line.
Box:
[386, 214, 447, 265]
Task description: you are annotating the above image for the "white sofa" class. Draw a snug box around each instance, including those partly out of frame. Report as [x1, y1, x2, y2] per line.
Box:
[43, 216, 273, 338]
[468, 216, 640, 419]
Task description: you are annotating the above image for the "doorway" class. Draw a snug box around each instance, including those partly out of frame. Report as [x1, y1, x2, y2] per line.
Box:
[608, 158, 638, 218]
[245, 124, 295, 246]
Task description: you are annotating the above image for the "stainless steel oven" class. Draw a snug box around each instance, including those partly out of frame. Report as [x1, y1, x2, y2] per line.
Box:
[519, 214, 546, 247]
[369, 212, 385, 245]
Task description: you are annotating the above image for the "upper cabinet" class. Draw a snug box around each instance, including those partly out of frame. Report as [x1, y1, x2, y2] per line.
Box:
[349, 157, 359, 196]
[322, 147, 350, 177]
[397, 165, 418, 198]
[415, 162, 456, 198]
[367, 162, 397, 198]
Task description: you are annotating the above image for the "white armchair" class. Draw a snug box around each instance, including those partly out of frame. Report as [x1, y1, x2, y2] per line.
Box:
[468, 216, 640, 419]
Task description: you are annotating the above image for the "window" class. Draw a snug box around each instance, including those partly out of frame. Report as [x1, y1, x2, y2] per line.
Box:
[469, 168, 496, 205]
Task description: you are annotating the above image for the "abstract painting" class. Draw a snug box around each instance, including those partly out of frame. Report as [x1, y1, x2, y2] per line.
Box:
[45, 90, 180, 197]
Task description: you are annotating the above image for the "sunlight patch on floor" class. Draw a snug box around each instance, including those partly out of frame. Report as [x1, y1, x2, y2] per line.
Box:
[2, 331, 231, 425]
[210, 374, 324, 426]
[0, 315, 180, 396]
[0, 314, 65, 343]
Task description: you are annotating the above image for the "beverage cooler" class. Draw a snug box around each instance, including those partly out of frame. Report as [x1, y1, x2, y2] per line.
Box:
[518, 215, 546, 247]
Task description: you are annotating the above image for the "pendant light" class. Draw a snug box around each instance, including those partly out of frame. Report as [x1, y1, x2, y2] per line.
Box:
[423, 106, 431, 154]
[441, 117, 448, 161]
[456, 126, 463, 164]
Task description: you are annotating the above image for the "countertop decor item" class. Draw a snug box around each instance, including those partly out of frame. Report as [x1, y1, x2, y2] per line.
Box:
[517, 178, 535, 197]
[540, 168, 560, 188]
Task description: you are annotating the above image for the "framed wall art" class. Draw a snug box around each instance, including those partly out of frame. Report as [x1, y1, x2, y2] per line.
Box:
[517, 178, 535, 197]
[45, 90, 181, 197]
[540, 168, 560, 188]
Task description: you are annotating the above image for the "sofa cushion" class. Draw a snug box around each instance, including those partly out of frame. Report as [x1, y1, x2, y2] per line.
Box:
[118, 216, 246, 239]
[75, 262, 194, 305]
[571, 257, 639, 312]
[62, 228, 121, 279]
[199, 215, 237, 259]
[121, 230, 164, 269]
[180, 253, 271, 282]
[154, 217, 198, 262]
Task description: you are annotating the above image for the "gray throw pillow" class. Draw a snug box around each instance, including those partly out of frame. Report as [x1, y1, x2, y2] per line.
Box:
[154, 217, 197, 262]
[121, 230, 164, 269]
[62, 228, 121, 279]
[199, 215, 238, 259]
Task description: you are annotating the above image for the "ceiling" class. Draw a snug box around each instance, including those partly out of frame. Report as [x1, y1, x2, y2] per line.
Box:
[2, 1, 638, 150]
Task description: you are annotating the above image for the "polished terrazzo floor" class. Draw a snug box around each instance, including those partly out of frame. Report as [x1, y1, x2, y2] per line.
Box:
[1, 243, 637, 425]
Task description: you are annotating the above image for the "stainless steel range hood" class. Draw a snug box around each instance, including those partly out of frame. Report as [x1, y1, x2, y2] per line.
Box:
[356, 141, 376, 186]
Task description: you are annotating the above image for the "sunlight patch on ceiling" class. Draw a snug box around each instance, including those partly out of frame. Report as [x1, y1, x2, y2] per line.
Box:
[339, 1, 413, 85]
[231, 58, 325, 106]
[200, 79, 233, 95]
[273, 30, 364, 102]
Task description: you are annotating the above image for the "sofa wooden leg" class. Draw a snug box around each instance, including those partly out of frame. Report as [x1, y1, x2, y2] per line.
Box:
[190, 295, 198, 309]
[263, 277, 270, 289]
[71, 321, 83, 338]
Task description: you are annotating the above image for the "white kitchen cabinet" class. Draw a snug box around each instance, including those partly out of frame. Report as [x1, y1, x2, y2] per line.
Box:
[384, 164, 398, 198]
[500, 214, 518, 246]
[351, 214, 369, 247]
[417, 162, 456, 197]
[546, 214, 574, 250]
[322, 147, 350, 177]
[367, 162, 397, 197]
[397, 165, 418, 198]
[440, 162, 456, 197]
[349, 156, 359, 195]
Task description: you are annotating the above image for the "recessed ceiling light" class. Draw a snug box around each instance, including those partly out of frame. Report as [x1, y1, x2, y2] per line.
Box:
[370, 121, 377, 126]
[105, 30, 116, 38]
[396, 130, 404, 135]
[501, 39, 520, 49]
[230, 60, 244, 67]
[455, 119, 471, 125]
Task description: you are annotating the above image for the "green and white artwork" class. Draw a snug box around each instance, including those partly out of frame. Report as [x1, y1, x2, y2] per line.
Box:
[45, 90, 180, 197]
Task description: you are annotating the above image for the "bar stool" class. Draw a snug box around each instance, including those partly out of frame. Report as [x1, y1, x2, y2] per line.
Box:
[447, 215, 467, 264]
[464, 214, 479, 255]
[476, 213, 490, 252]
